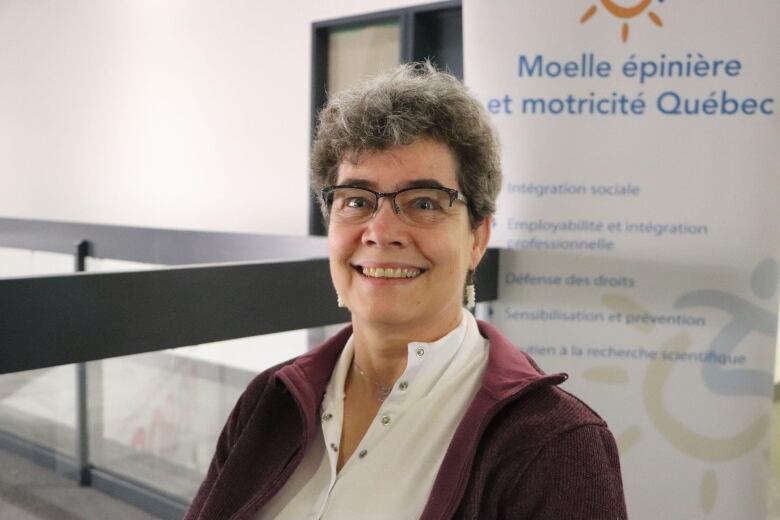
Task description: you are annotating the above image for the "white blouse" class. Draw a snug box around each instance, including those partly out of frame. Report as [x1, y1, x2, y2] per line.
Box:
[255, 310, 488, 520]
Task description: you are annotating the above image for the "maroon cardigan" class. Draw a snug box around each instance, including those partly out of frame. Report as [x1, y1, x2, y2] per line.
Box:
[185, 321, 627, 520]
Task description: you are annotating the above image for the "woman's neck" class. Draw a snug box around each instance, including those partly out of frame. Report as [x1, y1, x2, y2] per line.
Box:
[349, 310, 463, 387]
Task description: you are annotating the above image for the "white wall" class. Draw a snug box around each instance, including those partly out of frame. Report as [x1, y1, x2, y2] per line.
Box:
[0, 0, 429, 235]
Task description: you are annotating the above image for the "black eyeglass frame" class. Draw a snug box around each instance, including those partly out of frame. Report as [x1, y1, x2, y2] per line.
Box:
[320, 184, 469, 219]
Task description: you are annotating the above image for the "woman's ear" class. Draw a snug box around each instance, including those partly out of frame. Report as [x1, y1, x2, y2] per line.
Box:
[470, 217, 492, 270]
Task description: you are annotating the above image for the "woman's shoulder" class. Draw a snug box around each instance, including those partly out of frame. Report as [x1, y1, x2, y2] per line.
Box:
[477, 320, 609, 437]
[466, 384, 625, 513]
[470, 384, 626, 518]
[241, 357, 301, 402]
[488, 382, 610, 448]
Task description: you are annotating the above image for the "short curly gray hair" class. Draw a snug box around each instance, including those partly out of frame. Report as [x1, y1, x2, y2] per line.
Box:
[311, 61, 501, 228]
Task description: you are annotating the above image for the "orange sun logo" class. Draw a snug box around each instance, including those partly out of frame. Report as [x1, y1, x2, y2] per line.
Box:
[580, 0, 664, 42]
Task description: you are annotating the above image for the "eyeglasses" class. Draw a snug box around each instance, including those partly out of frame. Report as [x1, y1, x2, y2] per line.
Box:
[321, 185, 469, 226]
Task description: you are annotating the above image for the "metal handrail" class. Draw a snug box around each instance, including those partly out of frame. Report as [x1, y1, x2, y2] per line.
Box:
[0, 216, 329, 264]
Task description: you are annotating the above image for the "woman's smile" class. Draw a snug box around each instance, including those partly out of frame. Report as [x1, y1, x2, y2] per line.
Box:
[352, 264, 425, 280]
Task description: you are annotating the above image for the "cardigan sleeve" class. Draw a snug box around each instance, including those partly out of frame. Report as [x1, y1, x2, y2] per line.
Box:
[504, 423, 628, 519]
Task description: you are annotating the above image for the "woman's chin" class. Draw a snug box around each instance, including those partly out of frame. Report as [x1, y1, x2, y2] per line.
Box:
[352, 304, 413, 326]
[347, 294, 462, 335]
[347, 296, 424, 328]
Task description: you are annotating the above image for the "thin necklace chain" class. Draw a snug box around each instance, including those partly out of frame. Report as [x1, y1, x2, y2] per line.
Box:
[352, 359, 392, 402]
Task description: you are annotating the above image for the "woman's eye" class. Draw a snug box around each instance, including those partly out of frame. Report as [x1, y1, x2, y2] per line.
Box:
[345, 197, 369, 209]
[411, 198, 439, 211]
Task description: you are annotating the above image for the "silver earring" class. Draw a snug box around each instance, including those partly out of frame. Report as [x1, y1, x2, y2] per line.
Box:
[337, 294, 346, 308]
[465, 270, 476, 310]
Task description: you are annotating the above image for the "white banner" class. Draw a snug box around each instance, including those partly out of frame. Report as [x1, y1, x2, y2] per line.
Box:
[464, 1, 780, 518]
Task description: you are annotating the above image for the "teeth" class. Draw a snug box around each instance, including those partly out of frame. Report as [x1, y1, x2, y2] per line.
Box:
[362, 267, 421, 279]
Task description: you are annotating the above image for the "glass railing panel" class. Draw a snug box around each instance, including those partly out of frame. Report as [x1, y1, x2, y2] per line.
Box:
[0, 246, 74, 278]
[0, 366, 78, 457]
[89, 328, 311, 501]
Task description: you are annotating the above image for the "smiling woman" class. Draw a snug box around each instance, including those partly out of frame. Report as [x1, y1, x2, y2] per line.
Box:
[185, 62, 627, 520]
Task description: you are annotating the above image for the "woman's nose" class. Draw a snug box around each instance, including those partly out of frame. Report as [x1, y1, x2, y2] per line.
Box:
[361, 197, 408, 247]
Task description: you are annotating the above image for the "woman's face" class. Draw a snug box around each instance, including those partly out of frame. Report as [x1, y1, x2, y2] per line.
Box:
[328, 138, 490, 336]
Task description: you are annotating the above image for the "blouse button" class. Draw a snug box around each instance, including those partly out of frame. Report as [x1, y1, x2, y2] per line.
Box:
[322, 412, 333, 421]
[398, 381, 408, 391]
[415, 347, 425, 357]
[380, 415, 391, 426]
[330, 443, 338, 452]
[358, 449, 368, 458]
